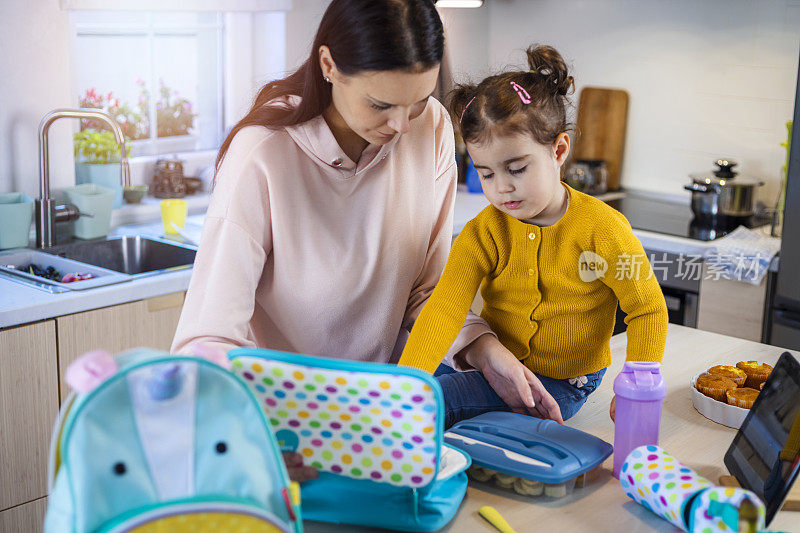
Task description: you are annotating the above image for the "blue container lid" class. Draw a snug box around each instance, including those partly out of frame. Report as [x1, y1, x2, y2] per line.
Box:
[444, 412, 612, 484]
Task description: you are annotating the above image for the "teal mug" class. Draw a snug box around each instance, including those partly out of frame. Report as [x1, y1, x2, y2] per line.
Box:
[0, 192, 34, 249]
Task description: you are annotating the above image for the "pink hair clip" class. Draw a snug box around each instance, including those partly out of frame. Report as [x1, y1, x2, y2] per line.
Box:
[510, 81, 532, 105]
[460, 95, 476, 123]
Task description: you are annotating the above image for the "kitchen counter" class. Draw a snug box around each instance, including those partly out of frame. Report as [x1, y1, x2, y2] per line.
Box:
[3, 184, 492, 326]
[3, 187, 496, 328]
[0, 189, 768, 330]
[0, 216, 203, 329]
[305, 324, 800, 533]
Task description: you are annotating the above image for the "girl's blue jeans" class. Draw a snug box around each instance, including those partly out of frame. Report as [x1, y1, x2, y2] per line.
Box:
[434, 364, 607, 429]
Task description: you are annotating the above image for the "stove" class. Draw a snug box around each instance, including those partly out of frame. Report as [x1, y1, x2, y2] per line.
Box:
[605, 191, 770, 241]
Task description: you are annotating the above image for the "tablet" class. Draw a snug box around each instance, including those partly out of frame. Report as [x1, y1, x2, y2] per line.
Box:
[723, 352, 800, 526]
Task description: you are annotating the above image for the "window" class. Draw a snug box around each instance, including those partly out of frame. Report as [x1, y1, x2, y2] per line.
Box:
[69, 11, 224, 157]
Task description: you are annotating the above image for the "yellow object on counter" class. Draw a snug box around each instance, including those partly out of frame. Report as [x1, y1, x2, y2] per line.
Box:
[478, 506, 516, 533]
[289, 481, 301, 506]
[161, 199, 187, 235]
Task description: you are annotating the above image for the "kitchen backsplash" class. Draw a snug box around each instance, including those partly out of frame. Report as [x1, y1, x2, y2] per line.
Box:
[442, 0, 800, 204]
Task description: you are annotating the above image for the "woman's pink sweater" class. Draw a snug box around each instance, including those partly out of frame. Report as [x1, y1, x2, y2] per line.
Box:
[171, 98, 491, 364]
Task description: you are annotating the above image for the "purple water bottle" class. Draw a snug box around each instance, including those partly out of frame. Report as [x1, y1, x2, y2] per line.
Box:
[612, 361, 667, 479]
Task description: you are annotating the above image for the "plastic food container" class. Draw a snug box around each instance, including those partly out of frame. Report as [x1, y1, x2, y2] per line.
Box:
[0, 249, 129, 290]
[467, 465, 585, 498]
[444, 412, 613, 499]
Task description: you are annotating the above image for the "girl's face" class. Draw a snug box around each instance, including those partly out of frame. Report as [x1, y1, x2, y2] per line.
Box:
[468, 131, 571, 225]
[320, 46, 440, 146]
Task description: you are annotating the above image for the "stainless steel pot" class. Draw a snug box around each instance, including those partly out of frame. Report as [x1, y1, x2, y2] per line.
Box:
[685, 159, 764, 218]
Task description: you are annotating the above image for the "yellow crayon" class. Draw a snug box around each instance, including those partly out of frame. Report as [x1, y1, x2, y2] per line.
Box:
[478, 506, 516, 533]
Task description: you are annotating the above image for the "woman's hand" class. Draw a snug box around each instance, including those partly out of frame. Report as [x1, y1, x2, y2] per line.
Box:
[610, 395, 616, 422]
[462, 335, 564, 424]
[283, 452, 318, 482]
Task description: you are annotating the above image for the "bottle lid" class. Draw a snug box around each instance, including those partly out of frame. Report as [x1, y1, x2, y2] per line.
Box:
[613, 361, 667, 401]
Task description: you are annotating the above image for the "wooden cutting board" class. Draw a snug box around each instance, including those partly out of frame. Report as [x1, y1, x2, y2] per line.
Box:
[572, 87, 629, 191]
[719, 475, 800, 511]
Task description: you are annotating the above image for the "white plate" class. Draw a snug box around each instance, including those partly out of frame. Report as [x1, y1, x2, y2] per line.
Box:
[690, 373, 749, 428]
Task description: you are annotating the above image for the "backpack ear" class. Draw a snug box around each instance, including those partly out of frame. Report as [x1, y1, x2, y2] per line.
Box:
[186, 342, 232, 370]
[65, 350, 119, 394]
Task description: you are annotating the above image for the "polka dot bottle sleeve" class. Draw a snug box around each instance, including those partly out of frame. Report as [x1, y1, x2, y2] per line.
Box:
[232, 355, 440, 488]
[620, 445, 765, 532]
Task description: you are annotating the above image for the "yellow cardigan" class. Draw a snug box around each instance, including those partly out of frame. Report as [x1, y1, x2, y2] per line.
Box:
[398, 185, 668, 378]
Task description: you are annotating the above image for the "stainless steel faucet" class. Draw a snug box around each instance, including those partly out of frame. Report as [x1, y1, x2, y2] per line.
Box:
[35, 108, 130, 248]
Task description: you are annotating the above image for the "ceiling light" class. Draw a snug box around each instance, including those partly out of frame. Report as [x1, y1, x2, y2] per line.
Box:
[435, 0, 484, 7]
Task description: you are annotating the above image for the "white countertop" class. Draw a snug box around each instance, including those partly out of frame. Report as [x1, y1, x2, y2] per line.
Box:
[305, 324, 800, 533]
[0, 216, 204, 329]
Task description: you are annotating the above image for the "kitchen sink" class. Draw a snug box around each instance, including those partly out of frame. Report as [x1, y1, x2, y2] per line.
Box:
[44, 235, 196, 276]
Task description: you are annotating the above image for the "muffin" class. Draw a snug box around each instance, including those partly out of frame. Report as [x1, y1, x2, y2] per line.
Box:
[707, 365, 747, 387]
[759, 381, 765, 390]
[736, 361, 773, 389]
[726, 387, 760, 409]
[696, 373, 737, 402]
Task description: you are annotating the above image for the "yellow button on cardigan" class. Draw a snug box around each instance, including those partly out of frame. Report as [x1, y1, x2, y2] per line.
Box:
[399, 185, 668, 379]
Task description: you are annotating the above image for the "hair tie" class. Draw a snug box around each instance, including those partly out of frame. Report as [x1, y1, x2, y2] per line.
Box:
[460, 95, 476, 123]
[510, 81, 531, 105]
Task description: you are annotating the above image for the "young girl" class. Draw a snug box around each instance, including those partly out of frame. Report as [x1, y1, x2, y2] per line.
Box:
[399, 45, 668, 424]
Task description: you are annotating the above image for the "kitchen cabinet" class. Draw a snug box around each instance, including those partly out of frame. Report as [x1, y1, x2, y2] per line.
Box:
[56, 291, 185, 402]
[0, 321, 58, 512]
[697, 265, 768, 342]
[0, 291, 185, 522]
[0, 497, 48, 533]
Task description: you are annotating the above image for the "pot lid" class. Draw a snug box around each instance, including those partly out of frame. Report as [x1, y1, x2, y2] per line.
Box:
[689, 158, 764, 187]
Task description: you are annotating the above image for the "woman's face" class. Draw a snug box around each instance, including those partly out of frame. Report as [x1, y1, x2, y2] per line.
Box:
[320, 46, 440, 146]
[467, 131, 570, 224]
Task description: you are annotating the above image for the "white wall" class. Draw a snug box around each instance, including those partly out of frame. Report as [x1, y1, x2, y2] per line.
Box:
[225, 12, 288, 133]
[4, 0, 797, 205]
[480, 0, 800, 203]
[284, 2, 491, 87]
[438, 7, 490, 84]
[285, 0, 328, 71]
[0, 0, 74, 198]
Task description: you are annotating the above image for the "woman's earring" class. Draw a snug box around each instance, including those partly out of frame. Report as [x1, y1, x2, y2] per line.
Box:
[324, 76, 331, 83]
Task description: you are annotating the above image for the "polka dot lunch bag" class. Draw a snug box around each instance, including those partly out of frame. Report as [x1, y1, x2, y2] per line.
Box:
[45, 348, 302, 533]
[229, 348, 471, 532]
[620, 445, 766, 532]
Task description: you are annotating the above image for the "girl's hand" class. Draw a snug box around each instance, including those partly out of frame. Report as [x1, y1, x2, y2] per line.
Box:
[464, 335, 564, 424]
[610, 395, 616, 422]
[283, 451, 318, 482]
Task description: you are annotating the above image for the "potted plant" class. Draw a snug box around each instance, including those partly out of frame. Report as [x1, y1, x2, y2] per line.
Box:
[73, 129, 131, 208]
[139, 79, 199, 152]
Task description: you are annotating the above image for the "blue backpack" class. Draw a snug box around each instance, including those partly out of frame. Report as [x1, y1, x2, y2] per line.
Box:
[45, 348, 302, 533]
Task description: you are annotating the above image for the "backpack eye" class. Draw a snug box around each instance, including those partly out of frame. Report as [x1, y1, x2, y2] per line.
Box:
[113, 462, 127, 475]
[215, 441, 228, 454]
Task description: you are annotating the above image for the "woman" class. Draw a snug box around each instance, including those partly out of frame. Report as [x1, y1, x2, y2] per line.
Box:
[172, 0, 562, 478]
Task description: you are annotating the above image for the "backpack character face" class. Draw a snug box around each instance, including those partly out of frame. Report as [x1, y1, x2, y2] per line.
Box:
[46, 351, 299, 533]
